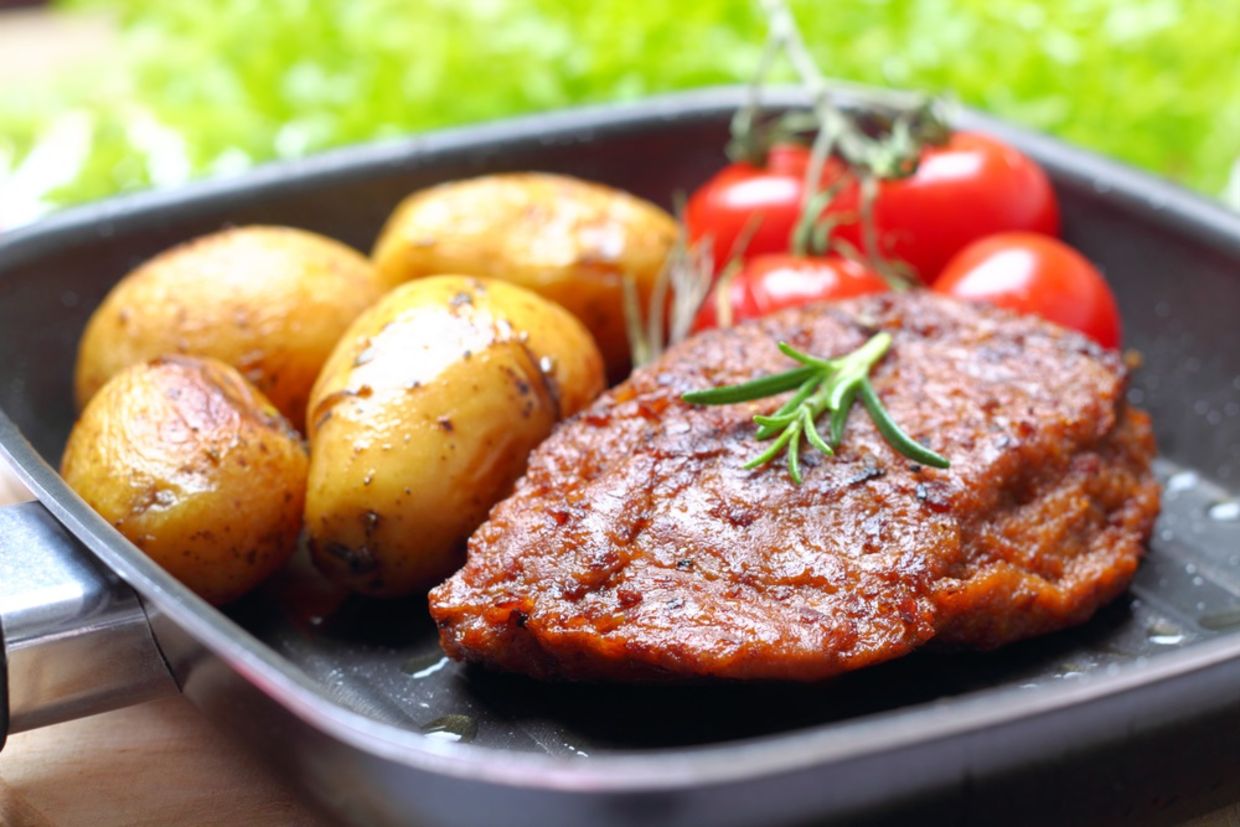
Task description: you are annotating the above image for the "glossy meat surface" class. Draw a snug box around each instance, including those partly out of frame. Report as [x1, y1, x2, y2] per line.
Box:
[429, 293, 1159, 681]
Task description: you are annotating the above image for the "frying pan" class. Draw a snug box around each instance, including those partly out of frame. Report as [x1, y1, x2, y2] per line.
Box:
[2, 88, 1240, 827]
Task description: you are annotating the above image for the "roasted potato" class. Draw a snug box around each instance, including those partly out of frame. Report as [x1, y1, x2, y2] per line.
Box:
[371, 173, 678, 379]
[305, 275, 604, 596]
[74, 225, 384, 431]
[61, 356, 308, 604]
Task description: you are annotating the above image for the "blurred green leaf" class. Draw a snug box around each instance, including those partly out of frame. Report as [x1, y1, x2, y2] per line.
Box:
[2, 0, 1237, 215]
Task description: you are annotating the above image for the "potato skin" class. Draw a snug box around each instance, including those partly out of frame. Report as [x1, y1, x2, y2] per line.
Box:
[305, 275, 605, 596]
[74, 225, 383, 431]
[61, 356, 308, 604]
[371, 173, 677, 380]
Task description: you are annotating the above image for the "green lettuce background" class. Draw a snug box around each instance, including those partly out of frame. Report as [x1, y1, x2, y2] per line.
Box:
[2, 0, 1237, 216]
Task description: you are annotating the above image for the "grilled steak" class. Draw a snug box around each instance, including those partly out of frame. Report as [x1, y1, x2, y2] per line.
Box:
[429, 293, 1159, 681]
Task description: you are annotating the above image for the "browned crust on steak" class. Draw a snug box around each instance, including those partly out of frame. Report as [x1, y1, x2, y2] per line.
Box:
[429, 293, 1160, 681]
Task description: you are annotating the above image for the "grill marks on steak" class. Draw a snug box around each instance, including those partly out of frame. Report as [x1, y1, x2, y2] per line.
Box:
[429, 293, 1159, 681]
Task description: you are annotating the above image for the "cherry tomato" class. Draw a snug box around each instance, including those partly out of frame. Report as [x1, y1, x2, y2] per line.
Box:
[685, 145, 846, 271]
[693, 254, 888, 332]
[687, 133, 1058, 284]
[830, 132, 1060, 283]
[933, 233, 1121, 348]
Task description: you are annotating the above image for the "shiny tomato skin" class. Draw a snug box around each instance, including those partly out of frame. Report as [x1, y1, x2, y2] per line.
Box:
[686, 145, 844, 271]
[933, 232, 1121, 348]
[831, 132, 1060, 283]
[693, 254, 888, 332]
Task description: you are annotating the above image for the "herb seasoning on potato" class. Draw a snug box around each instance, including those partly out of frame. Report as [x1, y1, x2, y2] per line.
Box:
[61, 356, 308, 604]
[371, 172, 677, 380]
[74, 225, 384, 431]
[304, 275, 605, 596]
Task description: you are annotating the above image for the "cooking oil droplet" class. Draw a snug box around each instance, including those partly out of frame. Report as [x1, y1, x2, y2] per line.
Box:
[421, 714, 477, 744]
[1146, 619, 1185, 646]
[411, 656, 449, 679]
[1199, 608, 1240, 632]
[1165, 470, 1198, 494]
[401, 651, 448, 677]
[1093, 640, 1136, 658]
[1206, 500, 1240, 522]
[1054, 660, 1087, 678]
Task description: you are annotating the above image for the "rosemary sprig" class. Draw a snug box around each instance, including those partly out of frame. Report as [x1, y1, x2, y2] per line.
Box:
[623, 197, 715, 369]
[683, 332, 948, 483]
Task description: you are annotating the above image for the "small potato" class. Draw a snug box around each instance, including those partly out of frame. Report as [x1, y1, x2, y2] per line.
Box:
[61, 356, 308, 604]
[371, 173, 677, 380]
[75, 225, 384, 431]
[305, 275, 604, 596]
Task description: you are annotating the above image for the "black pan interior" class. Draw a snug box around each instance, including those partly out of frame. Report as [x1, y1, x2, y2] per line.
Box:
[1, 99, 1239, 756]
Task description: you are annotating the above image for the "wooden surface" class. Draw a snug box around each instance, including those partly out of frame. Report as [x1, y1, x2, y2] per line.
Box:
[0, 698, 332, 827]
[0, 8, 112, 87]
[0, 460, 331, 826]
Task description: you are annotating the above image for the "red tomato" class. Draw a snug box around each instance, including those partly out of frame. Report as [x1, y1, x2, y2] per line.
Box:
[687, 133, 1058, 284]
[933, 233, 1121, 348]
[693, 254, 888, 331]
[830, 132, 1060, 283]
[685, 145, 846, 271]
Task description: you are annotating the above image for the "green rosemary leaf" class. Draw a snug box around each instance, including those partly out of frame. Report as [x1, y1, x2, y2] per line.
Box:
[754, 374, 819, 439]
[743, 424, 797, 470]
[801, 407, 834, 456]
[786, 420, 803, 484]
[682, 365, 816, 405]
[828, 384, 856, 448]
[776, 341, 833, 370]
[754, 412, 796, 430]
[857, 379, 949, 468]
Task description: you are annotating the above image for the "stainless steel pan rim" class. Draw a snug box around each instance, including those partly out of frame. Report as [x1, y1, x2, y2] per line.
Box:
[2, 86, 1239, 795]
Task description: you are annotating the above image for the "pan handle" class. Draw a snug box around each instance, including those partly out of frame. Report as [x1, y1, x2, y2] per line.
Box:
[0, 501, 178, 748]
